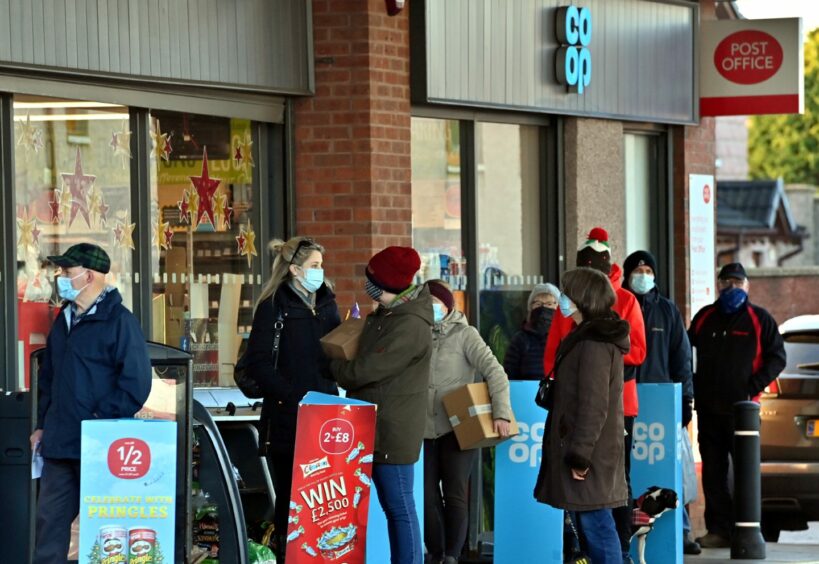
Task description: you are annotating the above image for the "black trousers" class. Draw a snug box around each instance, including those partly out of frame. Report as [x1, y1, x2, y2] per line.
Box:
[613, 416, 635, 558]
[267, 448, 296, 535]
[423, 432, 477, 560]
[697, 412, 735, 536]
[33, 458, 81, 564]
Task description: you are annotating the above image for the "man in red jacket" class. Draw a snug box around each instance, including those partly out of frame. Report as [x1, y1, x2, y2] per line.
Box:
[544, 227, 646, 563]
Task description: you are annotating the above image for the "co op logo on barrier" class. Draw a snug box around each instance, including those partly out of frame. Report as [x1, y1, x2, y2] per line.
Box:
[632, 422, 666, 465]
[555, 5, 592, 94]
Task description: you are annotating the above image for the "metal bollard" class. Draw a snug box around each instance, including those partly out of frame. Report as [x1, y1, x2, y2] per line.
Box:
[731, 401, 766, 559]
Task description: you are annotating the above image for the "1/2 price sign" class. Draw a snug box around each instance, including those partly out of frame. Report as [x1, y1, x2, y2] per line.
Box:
[80, 420, 177, 564]
[107, 438, 151, 479]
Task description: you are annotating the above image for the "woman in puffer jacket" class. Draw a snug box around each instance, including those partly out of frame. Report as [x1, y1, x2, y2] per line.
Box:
[422, 280, 513, 564]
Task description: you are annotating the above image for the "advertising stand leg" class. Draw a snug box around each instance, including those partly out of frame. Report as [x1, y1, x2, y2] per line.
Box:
[285, 392, 377, 563]
[494, 381, 563, 564]
[629, 383, 683, 564]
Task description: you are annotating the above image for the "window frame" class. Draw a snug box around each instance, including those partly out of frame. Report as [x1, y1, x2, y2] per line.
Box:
[624, 128, 673, 297]
[411, 107, 560, 328]
[0, 92, 285, 392]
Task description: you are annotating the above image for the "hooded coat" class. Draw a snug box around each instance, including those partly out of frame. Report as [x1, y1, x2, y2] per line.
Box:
[331, 286, 434, 464]
[534, 314, 630, 511]
[425, 310, 513, 439]
[543, 263, 647, 416]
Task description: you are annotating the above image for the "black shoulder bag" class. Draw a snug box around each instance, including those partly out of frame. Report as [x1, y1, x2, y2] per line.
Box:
[234, 312, 285, 399]
[535, 328, 585, 410]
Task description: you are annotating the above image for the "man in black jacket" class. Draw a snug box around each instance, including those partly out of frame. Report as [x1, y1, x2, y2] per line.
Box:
[688, 262, 786, 548]
[623, 251, 698, 555]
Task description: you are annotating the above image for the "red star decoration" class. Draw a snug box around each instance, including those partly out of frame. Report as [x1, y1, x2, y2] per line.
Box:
[223, 204, 233, 229]
[236, 232, 246, 254]
[31, 222, 41, 245]
[113, 222, 123, 241]
[163, 225, 175, 249]
[49, 196, 62, 224]
[98, 199, 111, 226]
[177, 196, 190, 224]
[61, 148, 95, 228]
[189, 148, 221, 227]
[234, 146, 243, 165]
[163, 134, 173, 161]
[110, 132, 119, 150]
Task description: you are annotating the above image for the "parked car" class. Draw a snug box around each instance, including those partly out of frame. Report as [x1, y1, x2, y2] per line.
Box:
[759, 315, 819, 542]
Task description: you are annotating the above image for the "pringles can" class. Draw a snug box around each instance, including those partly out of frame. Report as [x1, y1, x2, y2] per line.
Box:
[128, 528, 157, 563]
[98, 525, 127, 564]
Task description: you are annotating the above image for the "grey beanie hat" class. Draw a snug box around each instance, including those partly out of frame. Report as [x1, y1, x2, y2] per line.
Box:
[528, 283, 560, 309]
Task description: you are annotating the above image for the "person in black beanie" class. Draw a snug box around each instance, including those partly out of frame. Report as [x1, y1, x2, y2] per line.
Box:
[622, 250, 698, 555]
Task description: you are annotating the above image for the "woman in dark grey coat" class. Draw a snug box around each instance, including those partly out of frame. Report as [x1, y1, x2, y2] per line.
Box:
[534, 267, 630, 564]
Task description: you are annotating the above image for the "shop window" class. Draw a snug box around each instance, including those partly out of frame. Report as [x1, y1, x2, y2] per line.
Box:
[12, 95, 134, 390]
[475, 122, 543, 352]
[625, 133, 652, 254]
[411, 118, 468, 310]
[148, 111, 259, 387]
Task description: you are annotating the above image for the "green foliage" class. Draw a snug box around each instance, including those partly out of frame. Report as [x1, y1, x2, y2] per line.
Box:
[749, 28, 819, 184]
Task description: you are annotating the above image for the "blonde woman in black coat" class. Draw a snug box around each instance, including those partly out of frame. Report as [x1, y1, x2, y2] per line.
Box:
[534, 267, 629, 563]
[245, 236, 340, 561]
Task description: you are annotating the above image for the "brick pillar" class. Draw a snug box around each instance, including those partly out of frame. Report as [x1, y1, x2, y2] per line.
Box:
[293, 0, 412, 309]
[673, 117, 717, 324]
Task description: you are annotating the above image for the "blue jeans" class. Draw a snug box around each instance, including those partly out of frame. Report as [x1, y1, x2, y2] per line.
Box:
[576, 508, 622, 564]
[33, 458, 81, 564]
[373, 462, 423, 564]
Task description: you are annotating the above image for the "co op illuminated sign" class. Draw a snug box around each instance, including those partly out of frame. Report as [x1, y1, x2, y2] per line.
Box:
[555, 5, 592, 94]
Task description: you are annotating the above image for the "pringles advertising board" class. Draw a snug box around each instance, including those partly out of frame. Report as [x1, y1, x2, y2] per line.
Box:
[286, 392, 377, 563]
[79, 420, 177, 564]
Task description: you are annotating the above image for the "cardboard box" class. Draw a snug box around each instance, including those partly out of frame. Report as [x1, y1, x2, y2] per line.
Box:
[320, 317, 366, 360]
[442, 383, 519, 450]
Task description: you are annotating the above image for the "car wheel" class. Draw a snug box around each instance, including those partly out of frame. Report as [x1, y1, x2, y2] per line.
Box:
[761, 522, 780, 543]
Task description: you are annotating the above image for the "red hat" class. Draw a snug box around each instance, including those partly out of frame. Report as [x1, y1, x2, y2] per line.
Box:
[426, 280, 455, 311]
[576, 226, 612, 274]
[366, 246, 421, 293]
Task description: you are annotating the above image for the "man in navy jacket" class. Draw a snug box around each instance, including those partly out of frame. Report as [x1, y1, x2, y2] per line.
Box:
[29, 243, 152, 563]
[623, 251, 698, 555]
[689, 262, 786, 548]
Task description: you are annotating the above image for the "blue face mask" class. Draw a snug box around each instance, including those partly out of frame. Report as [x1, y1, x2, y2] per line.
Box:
[299, 267, 324, 293]
[718, 286, 748, 314]
[630, 273, 656, 295]
[432, 303, 446, 323]
[558, 293, 576, 318]
[57, 270, 88, 302]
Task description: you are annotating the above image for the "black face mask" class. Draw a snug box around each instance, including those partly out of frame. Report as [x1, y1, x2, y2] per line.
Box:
[529, 306, 554, 335]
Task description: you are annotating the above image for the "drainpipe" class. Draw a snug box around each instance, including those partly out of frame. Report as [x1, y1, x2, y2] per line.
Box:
[717, 231, 744, 263]
[778, 240, 805, 266]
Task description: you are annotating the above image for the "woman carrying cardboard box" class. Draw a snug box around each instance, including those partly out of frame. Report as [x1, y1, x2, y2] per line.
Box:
[244, 236, 340, 562]
[422, 280, 513, 564]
